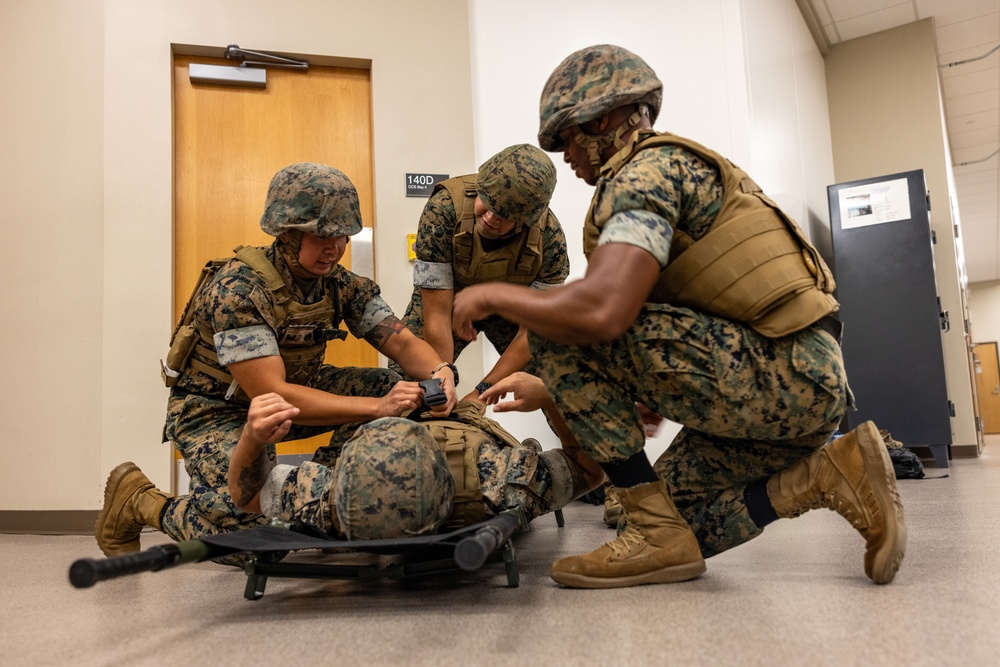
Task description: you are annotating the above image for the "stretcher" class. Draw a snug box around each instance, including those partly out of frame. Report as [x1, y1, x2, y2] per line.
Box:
[69, 507, 563, 599]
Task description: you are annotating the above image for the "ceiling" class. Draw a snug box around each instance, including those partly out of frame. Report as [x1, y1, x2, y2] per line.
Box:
[800, 0, 1000, 285]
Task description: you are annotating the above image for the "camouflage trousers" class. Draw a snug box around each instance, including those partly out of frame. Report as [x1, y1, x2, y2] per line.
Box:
[530, 302, 849, 557]
[159, 364, 400, 543]
[390, 289, 529, 379]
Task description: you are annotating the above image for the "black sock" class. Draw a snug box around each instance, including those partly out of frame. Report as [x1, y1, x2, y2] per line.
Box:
[601, 451, 659, 488]
[744, 478, 779, 529]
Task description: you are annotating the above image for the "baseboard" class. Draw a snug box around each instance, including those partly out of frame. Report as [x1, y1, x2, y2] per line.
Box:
[951, 444, 980, 459]
[0, 510, 99, 535]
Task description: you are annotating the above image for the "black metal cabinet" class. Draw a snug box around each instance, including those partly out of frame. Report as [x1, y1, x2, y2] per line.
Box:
[828, 169, 950, 467]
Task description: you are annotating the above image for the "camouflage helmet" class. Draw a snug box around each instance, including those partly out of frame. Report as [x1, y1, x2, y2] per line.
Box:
[334, 417, 454, 540]
[538, 44, 663, 152]
[260, 162, 363, 238]
[476, 144, 556, 226]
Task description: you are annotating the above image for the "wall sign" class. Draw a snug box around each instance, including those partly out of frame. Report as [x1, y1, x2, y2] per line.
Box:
[405, 173, 448, 197]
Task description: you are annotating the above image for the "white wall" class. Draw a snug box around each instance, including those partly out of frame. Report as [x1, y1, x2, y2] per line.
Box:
[468, 0, 836, 460]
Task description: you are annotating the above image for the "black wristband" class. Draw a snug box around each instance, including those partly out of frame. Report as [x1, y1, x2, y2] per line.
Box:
[431, 362, 459, 386]
[475, 381, 493, 394]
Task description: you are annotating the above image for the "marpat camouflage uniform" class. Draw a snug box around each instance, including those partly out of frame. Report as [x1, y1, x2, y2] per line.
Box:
[161, 244, 400, 543]
[395, 145, 569, 377]
[530, 143, 849, 558]
[259, 412, 590, 537]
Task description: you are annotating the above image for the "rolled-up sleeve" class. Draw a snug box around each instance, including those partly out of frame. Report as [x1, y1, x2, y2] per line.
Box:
[214, 324, 280, 365]
[598, 209, 674, 268]
[413, 260, 453, 290]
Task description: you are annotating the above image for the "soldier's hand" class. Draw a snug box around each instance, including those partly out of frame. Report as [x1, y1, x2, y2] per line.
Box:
[379, 381, 424, 417]
[245, 393, 300, 445]
[461, 387, 488, 404]
[452, 286, 490, 342]
[480, 372, 554, 413]
[426, 370, 458, 417]
[637, 402, 664, 438]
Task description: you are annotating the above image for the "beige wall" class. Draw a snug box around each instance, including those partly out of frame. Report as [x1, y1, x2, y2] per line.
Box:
[825, 19, 979, 451]
[1, 0, 477, 510]
[970, 281, 1000, 346]
[0, 0, 106, 510]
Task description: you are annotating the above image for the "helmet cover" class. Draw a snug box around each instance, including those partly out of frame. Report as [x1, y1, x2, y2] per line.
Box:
[334, 417, 454, 540]
[476, 144, 556, 226]
[260, 162, 363, 238]
[538, 44, 662, 152]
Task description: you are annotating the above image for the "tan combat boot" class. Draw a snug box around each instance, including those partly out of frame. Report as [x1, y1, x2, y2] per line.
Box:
[550, 479, 705, 588]
[767, 421, 907, 584]
[95, 462, 171, 557]
[602, 482, 623, 528]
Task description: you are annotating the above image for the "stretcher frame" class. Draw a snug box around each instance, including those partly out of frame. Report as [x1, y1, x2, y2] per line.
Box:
[70, 508, 564, 600]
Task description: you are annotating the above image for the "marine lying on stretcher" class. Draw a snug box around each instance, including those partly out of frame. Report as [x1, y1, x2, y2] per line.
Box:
[94, 372, 604, 557]
[229, 372, 605, 541]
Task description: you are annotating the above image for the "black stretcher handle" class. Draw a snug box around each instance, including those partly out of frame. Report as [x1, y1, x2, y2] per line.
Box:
[69, 541, 212, 589]
[454, 512, 520, 571]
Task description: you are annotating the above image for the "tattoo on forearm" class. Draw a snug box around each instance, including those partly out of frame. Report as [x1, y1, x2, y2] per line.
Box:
[235, 449, 271, 508]
[364, 316, 406, 348]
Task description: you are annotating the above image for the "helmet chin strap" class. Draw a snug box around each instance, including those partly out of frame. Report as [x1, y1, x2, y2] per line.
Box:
[277, 230, 305, 272]
[572, 104, 651, 170]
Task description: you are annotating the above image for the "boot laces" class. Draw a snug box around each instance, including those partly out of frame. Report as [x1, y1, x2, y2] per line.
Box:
[826, 492, 866, 531]
[606, 522, 646, 559]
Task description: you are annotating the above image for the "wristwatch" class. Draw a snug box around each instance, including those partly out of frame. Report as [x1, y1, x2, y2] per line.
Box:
[475, 381, 493, 395]
[430, 362, 459, 386]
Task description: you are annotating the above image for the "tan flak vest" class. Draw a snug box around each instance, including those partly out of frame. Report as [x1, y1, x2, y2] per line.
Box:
[584, 131, 838, 338]
[164, 245, 344, 398]
[410, 400, 526, 529]
[436, 175, 546, 288]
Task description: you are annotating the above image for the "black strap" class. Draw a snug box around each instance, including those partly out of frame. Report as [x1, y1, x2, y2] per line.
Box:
[814, 314, 843, 343]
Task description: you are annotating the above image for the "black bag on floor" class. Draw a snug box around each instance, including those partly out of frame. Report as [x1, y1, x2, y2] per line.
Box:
[888, 446, 925, 479]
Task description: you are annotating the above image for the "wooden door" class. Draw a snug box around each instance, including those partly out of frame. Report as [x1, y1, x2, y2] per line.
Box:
[173, 53, 377, 466]
[974, 342, 1000, 433]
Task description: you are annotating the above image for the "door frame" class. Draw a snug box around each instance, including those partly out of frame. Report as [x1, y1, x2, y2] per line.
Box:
[973, 341, 1000, 434]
